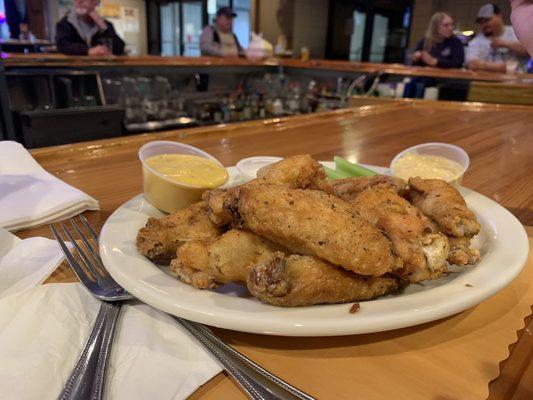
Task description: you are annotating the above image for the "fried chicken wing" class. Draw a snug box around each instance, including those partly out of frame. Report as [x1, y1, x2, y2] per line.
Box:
[350, 183, 449, 282]
[447, 237, 481, 266]
[136, 201, 222, 264]
[170, 229, 282, 289]
[215, 183, 400, 276]
[408, 177, 480, 238]
[256, 154, 332, 193]
[332, 175, 407, 202]
[202, 189, 231, 226]
[170, 263, 217, 289]
[202, 154, 332, 226]
[247, 252, 401, 306]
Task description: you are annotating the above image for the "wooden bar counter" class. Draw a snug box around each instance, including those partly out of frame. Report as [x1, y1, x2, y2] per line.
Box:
[3, 53, 529, 83]
[16, 100, 533, 399]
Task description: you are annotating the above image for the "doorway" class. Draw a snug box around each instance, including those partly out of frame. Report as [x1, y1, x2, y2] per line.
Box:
[155, 0, 250, 56]
[326, 0, 413, 63]
[160, 0, 206, 56]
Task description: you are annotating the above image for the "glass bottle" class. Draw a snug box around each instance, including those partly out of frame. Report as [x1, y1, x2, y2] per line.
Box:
[258, 94, 266, 118]
[272, 98, 284, 116]
[243, 96, 252, 120]
[221, 96, 230, 122]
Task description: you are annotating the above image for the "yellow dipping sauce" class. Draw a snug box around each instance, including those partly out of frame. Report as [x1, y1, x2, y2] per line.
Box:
[145, 154, 228, 188]
[393, 153, 463, 182]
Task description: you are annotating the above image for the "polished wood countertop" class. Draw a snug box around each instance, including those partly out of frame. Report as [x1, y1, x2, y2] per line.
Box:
[17, 100, 532, 399]
[26, 100, 533, 227]
[3, 53, 529, 82]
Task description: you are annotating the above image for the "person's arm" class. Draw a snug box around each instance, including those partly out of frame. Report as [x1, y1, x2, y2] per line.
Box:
[100, 21, 126, 55]
[468, 59, 506, 72]
[233, 33, 245, 56]
[490, 37, 529, 57]
[200, 26, 222, 57]
[411, 39, 424, 65]
[510, 0, 533, 56]
[464, 38, 500, 71]
[436, 39, 465, 69]
[465, 37, 482, 64]
[505, 40, 529, 56]
[420, 51, 437, 66]
[55, 19, 89, 55]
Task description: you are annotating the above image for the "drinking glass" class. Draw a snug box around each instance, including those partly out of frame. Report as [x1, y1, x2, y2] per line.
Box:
[99, 37, 114, 57]
[505, 54, 519, 74]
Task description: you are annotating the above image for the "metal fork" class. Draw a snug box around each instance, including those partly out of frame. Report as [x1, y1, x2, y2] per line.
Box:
[52, 217, 129, 400]
[52, 215, 315, 400]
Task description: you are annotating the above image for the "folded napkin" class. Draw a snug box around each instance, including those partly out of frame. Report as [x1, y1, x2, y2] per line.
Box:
[0, 141, 99, 232]
[0, 227, 64, 299]
[0, 229, 222, 400]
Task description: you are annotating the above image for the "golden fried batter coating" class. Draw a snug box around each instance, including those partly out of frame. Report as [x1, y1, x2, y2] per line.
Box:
[217, 184, 400, 276]
[170, 263, 217, 290]
[202, 154, 332, 226]
[332, 175, 407, 202]
[247, 252, 401, 306]
[136, 201, 222, 264]
[408, 177, 480, 238]
[136, 154, 482, 308]
[447, 237, 481, 266]
[202, 189, 231, 226]
[170, 229, 282, 289]
[256, 154, 332, 193]
[350, 183, 449, 282]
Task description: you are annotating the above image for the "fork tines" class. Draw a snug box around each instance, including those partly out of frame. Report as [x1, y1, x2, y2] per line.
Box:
[51, 215, 129, 300]
[52, 217, 103, 283]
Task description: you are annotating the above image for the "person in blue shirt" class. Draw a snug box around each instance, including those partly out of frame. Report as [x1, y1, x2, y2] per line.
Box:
[412, 12, 465, 69]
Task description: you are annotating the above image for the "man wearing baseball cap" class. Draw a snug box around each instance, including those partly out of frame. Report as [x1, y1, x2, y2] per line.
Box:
[466, 3, 528, 72]
[200, 7, 243, 57]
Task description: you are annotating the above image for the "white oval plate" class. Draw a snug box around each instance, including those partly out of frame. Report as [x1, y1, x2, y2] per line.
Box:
[99, 163, 529, 336]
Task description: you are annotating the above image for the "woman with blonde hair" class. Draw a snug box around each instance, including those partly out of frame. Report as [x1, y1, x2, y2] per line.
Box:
[412, 12, 464, 68]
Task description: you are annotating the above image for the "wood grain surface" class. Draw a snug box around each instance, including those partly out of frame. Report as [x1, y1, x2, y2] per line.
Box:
[3, 54, 529, 82]
[17, 101, 533, 399]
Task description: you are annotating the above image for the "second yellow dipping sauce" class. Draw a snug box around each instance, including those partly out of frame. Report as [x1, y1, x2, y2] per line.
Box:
[145, 154, 228, 188]
[393, 153, 463, 182]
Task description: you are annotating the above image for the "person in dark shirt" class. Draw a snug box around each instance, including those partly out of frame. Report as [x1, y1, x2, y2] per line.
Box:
[5, 0, 28, 39]
[412, 12, 464, 69]
[56, 0, 125, 56]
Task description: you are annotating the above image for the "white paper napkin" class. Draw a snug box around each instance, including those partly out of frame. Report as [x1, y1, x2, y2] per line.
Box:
[0, 227, 64, 299]
[0, 284, 222, 400]
[0, 141, 100, 232]
[0, 228, 222, 400]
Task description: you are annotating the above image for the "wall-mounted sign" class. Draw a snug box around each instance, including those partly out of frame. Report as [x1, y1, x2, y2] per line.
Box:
[122, 6, 140, 32]
[100, 1, 121, 19]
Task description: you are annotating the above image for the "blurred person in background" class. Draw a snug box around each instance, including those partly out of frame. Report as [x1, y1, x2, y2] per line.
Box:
[510, 0, 533, 57]
[5, 0, 27, 39]
[56, 0, 125, 56]
[200, 7, 243, 57]
[466, 3, 528, 72]
[412, 12, 464, 68]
